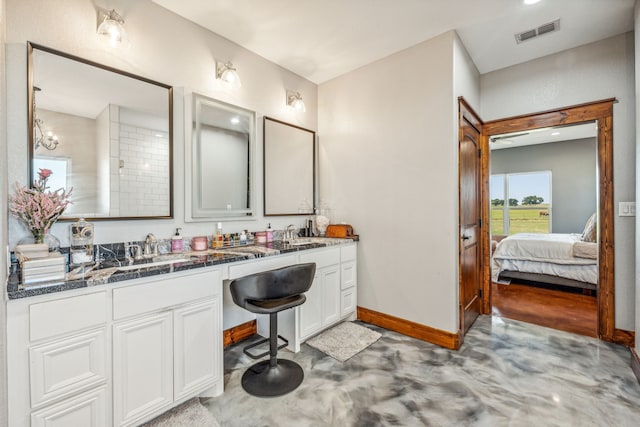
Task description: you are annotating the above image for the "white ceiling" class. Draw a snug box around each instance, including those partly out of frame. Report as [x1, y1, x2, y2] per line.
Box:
[152, 0, 635, 84]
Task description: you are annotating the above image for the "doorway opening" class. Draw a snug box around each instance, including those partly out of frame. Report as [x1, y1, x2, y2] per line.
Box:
[480, 99, 616, 342]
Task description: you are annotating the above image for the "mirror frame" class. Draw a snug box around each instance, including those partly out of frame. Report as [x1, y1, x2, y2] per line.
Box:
[185, 92, 257, 222]
[27, 42, 174, 221]
[263, 117, 316, 216]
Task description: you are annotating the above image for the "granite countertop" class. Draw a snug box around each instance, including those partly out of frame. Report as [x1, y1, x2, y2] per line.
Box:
[8, 238, 356, 300]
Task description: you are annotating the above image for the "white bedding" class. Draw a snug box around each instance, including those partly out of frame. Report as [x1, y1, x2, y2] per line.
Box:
[492, 233, 598, 285]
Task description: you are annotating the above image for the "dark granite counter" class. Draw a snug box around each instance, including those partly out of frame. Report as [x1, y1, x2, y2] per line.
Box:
[8, 238, 355, 300]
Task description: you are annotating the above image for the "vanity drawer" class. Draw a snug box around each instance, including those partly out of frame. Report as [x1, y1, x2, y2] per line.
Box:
[341, 244, 357, 262]
[30, 292, 107, 342]
[30, 329, 106, 409]
[300, 247, 339, 269]
[228, 254, 297, 279]
[113, 269, 220, 320]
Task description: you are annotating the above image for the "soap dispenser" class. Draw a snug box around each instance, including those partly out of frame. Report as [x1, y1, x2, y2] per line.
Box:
[171, 228, 183, 253]
[266, 223, 273, 242]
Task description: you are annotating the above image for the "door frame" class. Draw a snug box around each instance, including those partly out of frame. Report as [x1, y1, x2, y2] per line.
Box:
[481, 98, 616, 342]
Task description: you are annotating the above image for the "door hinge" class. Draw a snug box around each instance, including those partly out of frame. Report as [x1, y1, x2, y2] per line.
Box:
[478, 219, 482, 228]
[478, 148, 482, 158]
[478, 289, 483, 299]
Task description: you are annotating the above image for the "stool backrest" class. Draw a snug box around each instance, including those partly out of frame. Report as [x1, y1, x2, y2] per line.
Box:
[230, 263, 316, 309]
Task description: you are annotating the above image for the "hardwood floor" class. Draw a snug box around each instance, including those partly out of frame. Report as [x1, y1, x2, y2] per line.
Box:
[491, 281, 597, 338]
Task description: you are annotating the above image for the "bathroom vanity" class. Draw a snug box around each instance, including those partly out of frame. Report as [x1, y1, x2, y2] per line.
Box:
[6, 239, 357, 427]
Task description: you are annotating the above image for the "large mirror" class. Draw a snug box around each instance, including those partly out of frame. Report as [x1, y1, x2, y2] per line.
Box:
[186, 93, 255, 221]
[263, 117, 316, 216]
[28, 42, 173, 220]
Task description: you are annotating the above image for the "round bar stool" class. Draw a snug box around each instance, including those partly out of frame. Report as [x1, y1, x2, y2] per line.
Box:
[229, 262, 316, 397]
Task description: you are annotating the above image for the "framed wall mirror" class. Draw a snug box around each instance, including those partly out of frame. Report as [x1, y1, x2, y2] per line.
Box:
[263, 117, 316, 216]
[186, 93, 256, 221]
[28, 42, 173, 220]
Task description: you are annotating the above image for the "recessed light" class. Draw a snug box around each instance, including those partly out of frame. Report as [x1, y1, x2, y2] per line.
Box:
[230, 117, 240, 124]
[551, 132, 560, 136]
[524, 0, 541, 4]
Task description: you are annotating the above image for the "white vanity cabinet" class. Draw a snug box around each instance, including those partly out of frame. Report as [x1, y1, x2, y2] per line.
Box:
[7, 267, 223, 427]
[7, 291, 110, 427]
[112, 269, 222, 427]
[265, 242, 358, 353]
[299, 247, 341, 339]
[340, 244, 358, 317]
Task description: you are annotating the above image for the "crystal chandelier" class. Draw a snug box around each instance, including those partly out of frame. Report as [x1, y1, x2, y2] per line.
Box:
[33, 87, 59, 151]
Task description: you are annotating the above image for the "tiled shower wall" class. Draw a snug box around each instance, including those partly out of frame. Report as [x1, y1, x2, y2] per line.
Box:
[109, 106, 170, 217]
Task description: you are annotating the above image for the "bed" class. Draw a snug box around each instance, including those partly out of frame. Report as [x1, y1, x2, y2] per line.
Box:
[491, 232, 598, 292]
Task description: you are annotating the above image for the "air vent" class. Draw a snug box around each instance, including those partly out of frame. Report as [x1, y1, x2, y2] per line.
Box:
[515, 19, 560, 44]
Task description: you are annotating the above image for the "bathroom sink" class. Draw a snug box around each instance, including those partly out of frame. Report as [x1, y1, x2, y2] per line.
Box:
[115, 257, 193, 271]
[286, 239, 314, 246]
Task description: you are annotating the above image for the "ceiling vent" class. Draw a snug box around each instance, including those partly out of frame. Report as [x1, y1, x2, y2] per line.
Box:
[515, 19, 560, 44]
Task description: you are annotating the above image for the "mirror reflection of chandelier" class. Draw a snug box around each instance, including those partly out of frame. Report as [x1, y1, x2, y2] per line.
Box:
[33, 86, 59, 151]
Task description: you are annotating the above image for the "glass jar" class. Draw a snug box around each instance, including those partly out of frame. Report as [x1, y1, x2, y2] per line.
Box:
[70, 218, 94, 266]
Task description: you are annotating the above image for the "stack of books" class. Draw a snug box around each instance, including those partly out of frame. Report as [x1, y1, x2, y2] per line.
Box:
[16, 245, 66, 285]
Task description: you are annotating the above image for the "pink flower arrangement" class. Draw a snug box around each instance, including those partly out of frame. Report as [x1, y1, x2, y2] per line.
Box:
[9, 168, 73, 244]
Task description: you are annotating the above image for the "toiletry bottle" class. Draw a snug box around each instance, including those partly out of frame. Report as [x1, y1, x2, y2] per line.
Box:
[266, 223, 273, 242]
[215, 222, 223, 248]
[240, 230, 247, 245]
[171, 228, 183, 253]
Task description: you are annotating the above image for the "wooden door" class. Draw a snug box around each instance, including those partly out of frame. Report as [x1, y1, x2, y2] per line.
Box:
[459, 99, 483, 338]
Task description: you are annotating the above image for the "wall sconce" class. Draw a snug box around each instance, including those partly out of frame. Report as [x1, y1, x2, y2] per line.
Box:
[33, 87, 59, 151]
[216, 60, 242, 89]
[286, 90, 306, 112]
[97, 9, 127, 47]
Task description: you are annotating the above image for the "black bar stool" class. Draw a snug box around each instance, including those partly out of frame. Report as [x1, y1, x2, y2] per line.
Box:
[229, 262, 316, 397]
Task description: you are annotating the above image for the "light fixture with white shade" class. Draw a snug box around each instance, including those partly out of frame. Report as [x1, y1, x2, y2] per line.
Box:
[216, 60, 242, 89]
[97, 9, 127, 47]
[286, 90, 306, 112]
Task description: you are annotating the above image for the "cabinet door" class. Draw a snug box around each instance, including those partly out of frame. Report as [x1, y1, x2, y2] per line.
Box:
[31, 386, 107, 427]
[113, 312, 173, 427]
[299, 272, 322, 339]
[322, 266, 341, 326]
[341, 288, 357, 317]
[174, 298, 221, 400]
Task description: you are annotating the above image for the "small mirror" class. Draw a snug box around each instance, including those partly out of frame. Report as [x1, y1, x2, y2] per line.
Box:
[263, 117, 316, 216]
[186, 93, 255, 220]
[28, 43, 173, 220]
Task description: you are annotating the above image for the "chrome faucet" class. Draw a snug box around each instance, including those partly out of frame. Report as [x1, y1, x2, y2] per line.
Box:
[285, 224, 297, 241]
[144, 233, 158, 257]
[125, 242, 142, 261]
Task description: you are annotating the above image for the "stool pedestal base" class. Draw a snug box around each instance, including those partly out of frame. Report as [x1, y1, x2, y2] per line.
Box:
[241, 359, 304, 397]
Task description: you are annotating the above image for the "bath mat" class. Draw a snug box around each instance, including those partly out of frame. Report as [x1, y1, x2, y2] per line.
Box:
[142, 398, 220, 427]
[306, 321, 381, 362]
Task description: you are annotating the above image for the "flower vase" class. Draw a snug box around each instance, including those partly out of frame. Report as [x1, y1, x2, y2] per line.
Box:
[43, 232, 61, 252]
[28, 230, 61, 252]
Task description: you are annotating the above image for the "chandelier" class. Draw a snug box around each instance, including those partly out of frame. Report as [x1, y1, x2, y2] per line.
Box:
[33, 87, 59, 151]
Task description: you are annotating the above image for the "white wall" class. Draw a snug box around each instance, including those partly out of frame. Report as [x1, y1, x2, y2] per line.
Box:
[491, 138, 598, 234]
[318, 31, 479, 334]
[0, 0, 8, 422]
[5, 0, 317, 247]
[481, 33, 636, 331]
